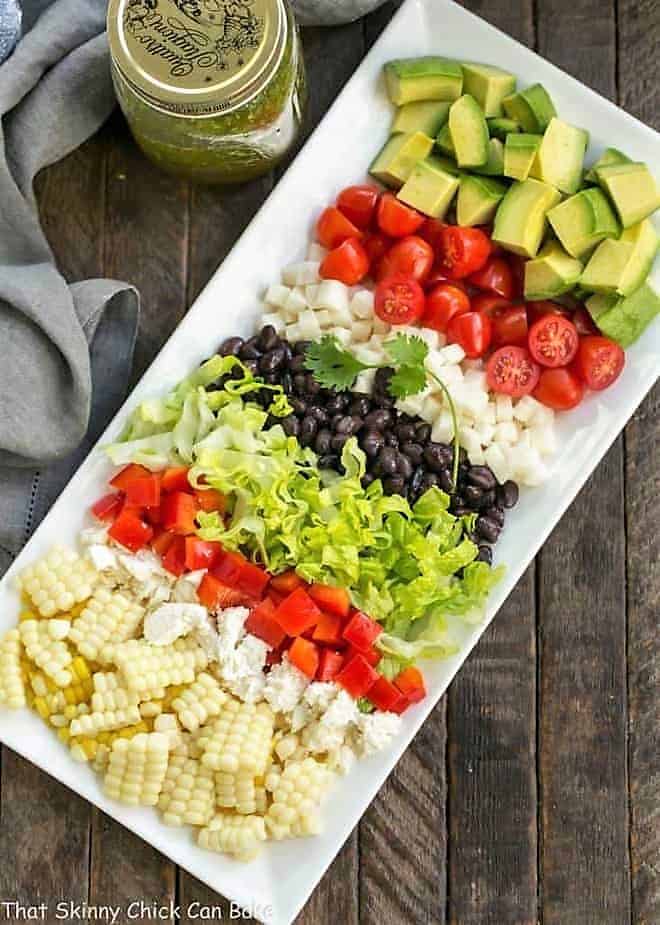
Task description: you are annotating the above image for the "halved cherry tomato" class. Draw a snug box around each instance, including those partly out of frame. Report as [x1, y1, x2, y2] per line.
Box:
[471, 293, 511, 317]
[194, 488, 227, 513]
[374, 273, 425, 325]
[363, 231, 392, 267]
[245, 598, 286, 649]
[336, 185, 380, 229]
[491, 305, 529, 348]
[124, 473, 162, 509]
[270, 570, 304, 594]
[162, 535, 187, 577]
[110, 464, 151, 492]
[418, 217, 446, 251]
[161, 491, 198, 535]
[528, 314, 580, 368]
[108, 511, 153, 553]
[316, 649, 346, 682]
[369, 676, 406, 713]
[447, 310, 492, 358]
[91, 492, 123, 522]
[376, 235, 434, 283]
[486, 346, 541, 398]
[308, 584, 351, 618]
[526, 299, 571, 326]
[571, 306, 599, 336]
[533, 367, 585, 410]
[424, 266, 467, 292]
[438, 225, 491, 279]
[508, 254, 527, 299]
[319, 237, 370, 285]
[423, 283, 471, 333]
[394, 666, 426, 704]
[316, 206, 362, 249]
[376, 193, 425, 237]
[274, 588, 323, 636]
[312, 611, 346, 647]
[335, 653, 379, 698]
[342, 611, 382, 652]
[573, 336, 625, 391]
[288, 637, 320, 679]
[184, 537, 222, 571]
[198, 574, 246, 611]
[161, 466, 192, 493]
[468, 256, 514, 299]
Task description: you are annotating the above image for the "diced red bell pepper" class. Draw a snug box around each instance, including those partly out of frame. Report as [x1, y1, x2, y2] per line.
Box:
[312, 611, 345, 647]
[342, 610, 383, 652]
[346, 644, 381, 668]
[109, 464, 151, 492]
[108, 510, 153, 553]
[161, 466, 193, 493]
[236, 560, 270, 599]
[197, 574, 247, 611]
[267, 589, 286, 608]
[335, 653, 379, 698]
[368, 676, 407, 713]
[212, 549, 247, 586]
[144, 504, 163, 526]
[390, 695, 411, 715]
[288, 637, 320, 679]
[394, 666, 426, 704]
[184, 537, 223, 571]
[162, 535, 187, 577]
[270, 569, 305, 595]
[124, 473, 162, 509]
[245, 599, 286, 649]
[194, 488, 227, 513]
[274, 588, 322, 636]
[161, 491, 198, 535]
[151, 528, 176, 558]
[316, 649, 346, 682]
[308, 583, 351, 618]
[91, 492, 123, 523]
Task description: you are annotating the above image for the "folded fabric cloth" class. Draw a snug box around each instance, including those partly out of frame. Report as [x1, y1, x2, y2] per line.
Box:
[0, 0, 139, 575]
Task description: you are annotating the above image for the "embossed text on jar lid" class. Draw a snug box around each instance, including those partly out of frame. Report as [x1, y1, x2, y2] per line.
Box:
[107, 0, 287, 117]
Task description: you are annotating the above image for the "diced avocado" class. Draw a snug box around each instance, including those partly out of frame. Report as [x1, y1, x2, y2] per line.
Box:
[504, 133, 542, 181]
[369, 131, 434, 188]
[584, 147, 632, 184]
[432, 154, 461, 176]
[436, 123, 455, 156]
[472, 138, 505, 177]
[617, 219, 660, 296]
[457, 175, 507, 226]
[502, 83, 556, 133]
[398, 156, 460, 218]
[460, 62, 516, 117]
[596, 162, 660, 228]
[579, 239, 635, 293]
[590, 282, 660, 347]
[529, 117, 589, 195]
[523, 240, 583, 299]
[488, 117, 522, 140]
[385, 58, 463, 105]
[585, 291, 619, 321]
[493, 178, 562, 257]
[392, 100, 451, 137]
[448, 95, 490, 168]
[547, 188, 620, 259]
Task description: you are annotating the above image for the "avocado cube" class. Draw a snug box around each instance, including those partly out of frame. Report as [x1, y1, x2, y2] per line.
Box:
[460, 62, 516, 117]
[596, 162, 660, 228]
[584, 147, 632, 185]
[457, 175, 507, 226]
[397, 156, 460, 219]
[579, 239, 636, 294]
[530, 118, 589, 195]
[370, 131, 434, 188]
[524, 241, 583, 299]
[592, 282, 660, 347]
[585, 292, 619, 321]
[617, 219, 660, 296]
[488, 117, 522, 140]
[493, 178, 562, 257]
[449, 95, 490, 168]
[502, 83, 556, 133]
[472, 138, 505, 177]
[385, 57, 463, 105]
[547, 188, 620, 259]
[392, 100, 451, 137]
[504, 133, 542, 181]
[436, 122, 455, 156]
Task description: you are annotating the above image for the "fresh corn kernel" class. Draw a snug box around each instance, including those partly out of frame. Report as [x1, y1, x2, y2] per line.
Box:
[70, 704, 142, 737]
[161, 684, 188, 710]
[69, 588, 144, 661]
[103, 732, 170, 807]
[92, 744, 111, 774]
[198, 698, 274, 776]
[20, 619, 73, 687]
[139, 700, 163, 719]
[198, 813, 267, 862]
[91, 671, 140, 713]
[153, 713, 183, 750]
[266, 757, 334, 840]
[110, 637, 208, 694]
[274, 733, 299, 763]
[16, 546, 97, 617]
[171, 672, 228, 732]
[158, 751, 216, 827]
[215, 772, 264, 815]
[0, 629, 27, 708]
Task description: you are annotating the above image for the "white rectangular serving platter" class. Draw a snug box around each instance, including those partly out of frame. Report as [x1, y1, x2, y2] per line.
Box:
[1, 1, 659, 922]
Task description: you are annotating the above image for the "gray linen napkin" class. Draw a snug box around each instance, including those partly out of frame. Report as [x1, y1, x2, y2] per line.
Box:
[0, 0, 139, 574]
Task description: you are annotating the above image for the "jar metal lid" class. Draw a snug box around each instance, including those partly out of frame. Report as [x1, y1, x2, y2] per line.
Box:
[107, 0, 286, 117]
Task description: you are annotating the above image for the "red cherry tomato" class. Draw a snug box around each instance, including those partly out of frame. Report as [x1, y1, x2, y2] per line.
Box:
[491, 305, 529, 348]
[573, 336, 625, 391]
[528, 314, 580, 368]
[438, 225, 491, 280]
[316, 206, 363, 250]
[423, 283, 471, 333]
[572, 305, 599, 336]
[468, 256, 514, 299]
[376, 193, 425, 237]
[486, 346, 541, 398]
[336, 185, 380, 229]
[374, 273, 426, 325]
[424, 265, 468, 292]
[471, 293, 512, 317]
[319, 238, 370, 285]
[363, 231, 392, 267]
[418, 218, 446, 251]
[526, 299, 571, 326]
[447, 310, 492, 358]
[376, 235, 434, 283]
[508, 254, 527, 299]
[533, 367, 585, 410]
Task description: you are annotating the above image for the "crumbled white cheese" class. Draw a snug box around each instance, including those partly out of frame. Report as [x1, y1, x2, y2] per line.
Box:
[144, 603, 209, 647]
[301, 720, 346, 755]
[262, 655, 310, 713]
[80, 526, 109, 547]
[303, 682, 339, 715]
[355, 711, 402, 757]
[289, 702, 313, 733]
[86, 545, 118, 572]
[321, 690, 360, 730]
[215, 606, 249, 655]
[171, 569, 206, 603]
[326, 744, 357, 776]
[220, 635, 270, 704]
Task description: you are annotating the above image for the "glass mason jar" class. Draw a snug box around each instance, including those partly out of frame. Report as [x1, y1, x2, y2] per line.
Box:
[107, 0, 307, 184]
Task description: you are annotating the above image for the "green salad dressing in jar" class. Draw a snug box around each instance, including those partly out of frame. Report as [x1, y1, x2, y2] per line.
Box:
[107, 0, 306, 183]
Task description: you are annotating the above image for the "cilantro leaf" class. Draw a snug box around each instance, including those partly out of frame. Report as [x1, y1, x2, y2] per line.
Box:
[388, 363, 428, 399]
[304, 336, 370, 392]
[384, 334, 429, 369]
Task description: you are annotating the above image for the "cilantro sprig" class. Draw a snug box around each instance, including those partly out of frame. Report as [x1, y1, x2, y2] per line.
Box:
[305, 334, 460, 490]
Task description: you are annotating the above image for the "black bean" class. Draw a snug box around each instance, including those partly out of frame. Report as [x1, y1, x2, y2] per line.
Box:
[464, 485, 484, 508]
[299, 417, 318, 447]
[396, 453, 413, 480]
[497, 480, 519, 509]
[289, 397, 306, 416]
[477, 545, 493, 565]
[303, 405, 325, 425]
[467, 465, 497, 492]
[374, 367, 394, 392]
[242, 359, 259, 377]
[378, 447, 399, 476]
[452, 494, 466, 510]
[420, 473, 440, 493]
[438, 469, 454, 494]
[259, 346, 286, 374]
[289, 354, 306, 373]
[453, 505, 471, 517]
[424, 443, 452, 473]
[384, 433, 399, 448]
[375, 394, 396, 410]
[258, 325, 280, 352]
[293, 340, 311, 355]
[364, 409, 392, 430]
[318, 454, 339, 470]
[326, 394, 349, 414]
[314, 429, 332, 454]
[362, 473, 376, 489]
[331, 433, 349, 452]
[349, 396, 371, 417]
[395, 423, 416, 443]
[239, 336, 263, 360]
[401, 442, 424, 466]
[410, 466, 425, 498]
[361, 430, 384, 458]
[480, 489, 497, 509]
[335, 415, 361, 436]
[384, 476, 406, 496]
[293, 373, 307, 395]
[458, 446, 469, 464]
[415, 422, 432, 443]
[476, 515, 501, 544]
[281, 415, 300, 437]
[304, 373, 320, 396]
[281, 371, 293, 395]
[484, 506, 505, 527]
[219, 336, 244, 357]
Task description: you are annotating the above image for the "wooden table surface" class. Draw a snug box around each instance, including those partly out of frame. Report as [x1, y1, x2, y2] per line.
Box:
[1, 1, 658, 923]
